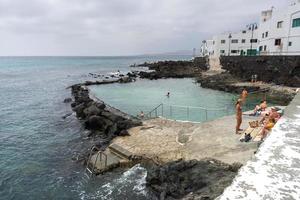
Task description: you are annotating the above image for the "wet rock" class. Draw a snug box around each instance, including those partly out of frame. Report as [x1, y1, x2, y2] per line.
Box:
[146, 159, 241, 200]
[118, 130, 130, 136]
[73, 103, 86, 118]
[117, 119, 142, 130]
[101, 111, 124, 122]
[119, 76, 134, 83]
[71, 102, 77, 108]
[63, 97, 72, 103]
[127, 72, 137, 78]
[85, 115, 113, 131]
[83, 104, 101, 117]
[62, 113, 72, 119]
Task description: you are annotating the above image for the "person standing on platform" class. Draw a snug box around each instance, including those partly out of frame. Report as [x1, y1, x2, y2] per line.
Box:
[236, 99, 243, 134]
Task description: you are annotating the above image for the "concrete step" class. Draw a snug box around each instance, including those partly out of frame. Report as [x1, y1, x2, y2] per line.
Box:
[108, 144, 133, 159]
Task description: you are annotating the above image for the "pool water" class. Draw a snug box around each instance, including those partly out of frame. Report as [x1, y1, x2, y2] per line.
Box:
[89, 78, 237, 122]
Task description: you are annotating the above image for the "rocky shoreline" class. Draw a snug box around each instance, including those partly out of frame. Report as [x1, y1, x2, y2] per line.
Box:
[69, 84, 142, 163]
[146, 159, 242, 200]
[137, 59, 207, 79]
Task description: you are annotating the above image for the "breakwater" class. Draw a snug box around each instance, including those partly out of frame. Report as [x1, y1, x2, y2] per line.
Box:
[70, 84, 142, 153]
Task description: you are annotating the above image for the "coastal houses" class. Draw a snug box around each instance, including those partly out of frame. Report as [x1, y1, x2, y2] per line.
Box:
[202, 0, 300, 57]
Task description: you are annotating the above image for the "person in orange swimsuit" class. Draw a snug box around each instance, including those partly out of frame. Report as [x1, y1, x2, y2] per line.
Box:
[241, 88, 248, 103]
[236, 99, 243, 134]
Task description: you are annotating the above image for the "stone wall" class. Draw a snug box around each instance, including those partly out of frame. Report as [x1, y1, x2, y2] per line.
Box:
[220, 56, 300, 87]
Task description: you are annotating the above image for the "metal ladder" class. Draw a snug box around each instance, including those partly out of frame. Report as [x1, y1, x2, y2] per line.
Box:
[84, 146, 108, 179]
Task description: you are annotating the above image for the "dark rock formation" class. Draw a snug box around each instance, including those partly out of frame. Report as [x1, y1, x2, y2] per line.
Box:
[197, 72, 246, 93]
[197, 72, 296, 105]
[221, 56, 300, 87]
[137, 59, 208, 79]
[63, 97, 72, 103]
[146, 159, 242, 200]
[71, 85, 142, 141]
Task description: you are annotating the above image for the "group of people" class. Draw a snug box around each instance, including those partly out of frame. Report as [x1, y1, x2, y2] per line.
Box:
[235, 88, 281, 140]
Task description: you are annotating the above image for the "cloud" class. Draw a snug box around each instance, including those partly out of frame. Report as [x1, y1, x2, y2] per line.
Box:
[0, 0, 287, 56]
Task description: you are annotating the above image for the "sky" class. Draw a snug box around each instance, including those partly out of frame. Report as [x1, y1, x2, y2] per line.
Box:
[0, 0, 288, 56]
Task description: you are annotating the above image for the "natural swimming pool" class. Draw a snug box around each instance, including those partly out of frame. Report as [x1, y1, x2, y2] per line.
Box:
[89, 78, 237, 122]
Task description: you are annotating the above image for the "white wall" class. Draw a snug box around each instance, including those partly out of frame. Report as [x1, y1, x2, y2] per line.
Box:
[258, 2, 300, 55]
[210, 29, 259, 57]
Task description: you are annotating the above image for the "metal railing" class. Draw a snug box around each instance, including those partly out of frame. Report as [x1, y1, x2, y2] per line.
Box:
[144, 103, 163, 119]
[143, 103, 231, 122]
[257, 51, 300, 56]
[86, 146, 108, 177]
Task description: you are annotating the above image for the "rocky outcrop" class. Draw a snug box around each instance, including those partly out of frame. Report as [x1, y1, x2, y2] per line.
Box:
[137, 59, 208, 79]
[146, 159, 242, 200]
[197, 72, 296, 105]
[197, 72, 246, 93]
[71, 85, 142, 145]
[221, 56, 300, 87]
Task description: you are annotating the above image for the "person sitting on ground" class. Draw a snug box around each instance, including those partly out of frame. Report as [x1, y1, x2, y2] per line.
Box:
[252, 100, 267, 116]
[260, 107, 280, 124]
[260, 117, 276, 140]
[235, 99, 243, 134]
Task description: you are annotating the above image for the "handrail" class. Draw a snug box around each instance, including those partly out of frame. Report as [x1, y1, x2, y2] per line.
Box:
[144, 103, 163, 119]
[167, 104, 227, 111]
[86, 146, 108, 176]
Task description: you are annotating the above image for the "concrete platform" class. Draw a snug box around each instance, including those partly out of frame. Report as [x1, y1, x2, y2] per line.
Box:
[111, 113, 262, 165]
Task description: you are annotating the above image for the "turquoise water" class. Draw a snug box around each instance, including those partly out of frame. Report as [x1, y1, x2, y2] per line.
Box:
[89, 79, 236, 122]
[0, 55, 191, 200]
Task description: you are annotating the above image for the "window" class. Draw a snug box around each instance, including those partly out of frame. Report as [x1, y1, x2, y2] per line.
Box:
[213, 41, 215, 45]
[250, 39, 258, 43]
[220, 50, 225, 54]
[259, 46, 263, 51]
[242, 39, 246, 43]
[289, 42, 292, 46]
[292, 18, 300, 28]
[231, 39, 238, 43]
[262, 33, 265, 38]
[277, 21, 283, 28]
[265, 32, 269, 37]
[231, 50, 238, 54]
[242, 30, 246, 34]
[264, 45, 267, 51]
[275, 39, 281, 46]
[221, 40, 226, 44]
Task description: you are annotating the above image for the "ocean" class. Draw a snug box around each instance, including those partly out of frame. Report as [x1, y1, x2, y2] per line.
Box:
[0, 55, 235, 200]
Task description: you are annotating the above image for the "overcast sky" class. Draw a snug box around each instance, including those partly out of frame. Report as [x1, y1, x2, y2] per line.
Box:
[0, 0, 287, 56]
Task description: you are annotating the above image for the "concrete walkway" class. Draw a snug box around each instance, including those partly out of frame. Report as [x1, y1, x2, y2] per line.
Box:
[111, 113, 260, 165]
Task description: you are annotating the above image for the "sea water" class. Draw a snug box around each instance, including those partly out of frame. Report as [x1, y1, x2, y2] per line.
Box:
[0, 55, 234, 200]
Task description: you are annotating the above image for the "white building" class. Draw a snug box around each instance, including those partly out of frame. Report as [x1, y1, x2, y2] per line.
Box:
[203, 0, 300, 57]
[209, 27, 259, 57]
[258, 0, 300, 55]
